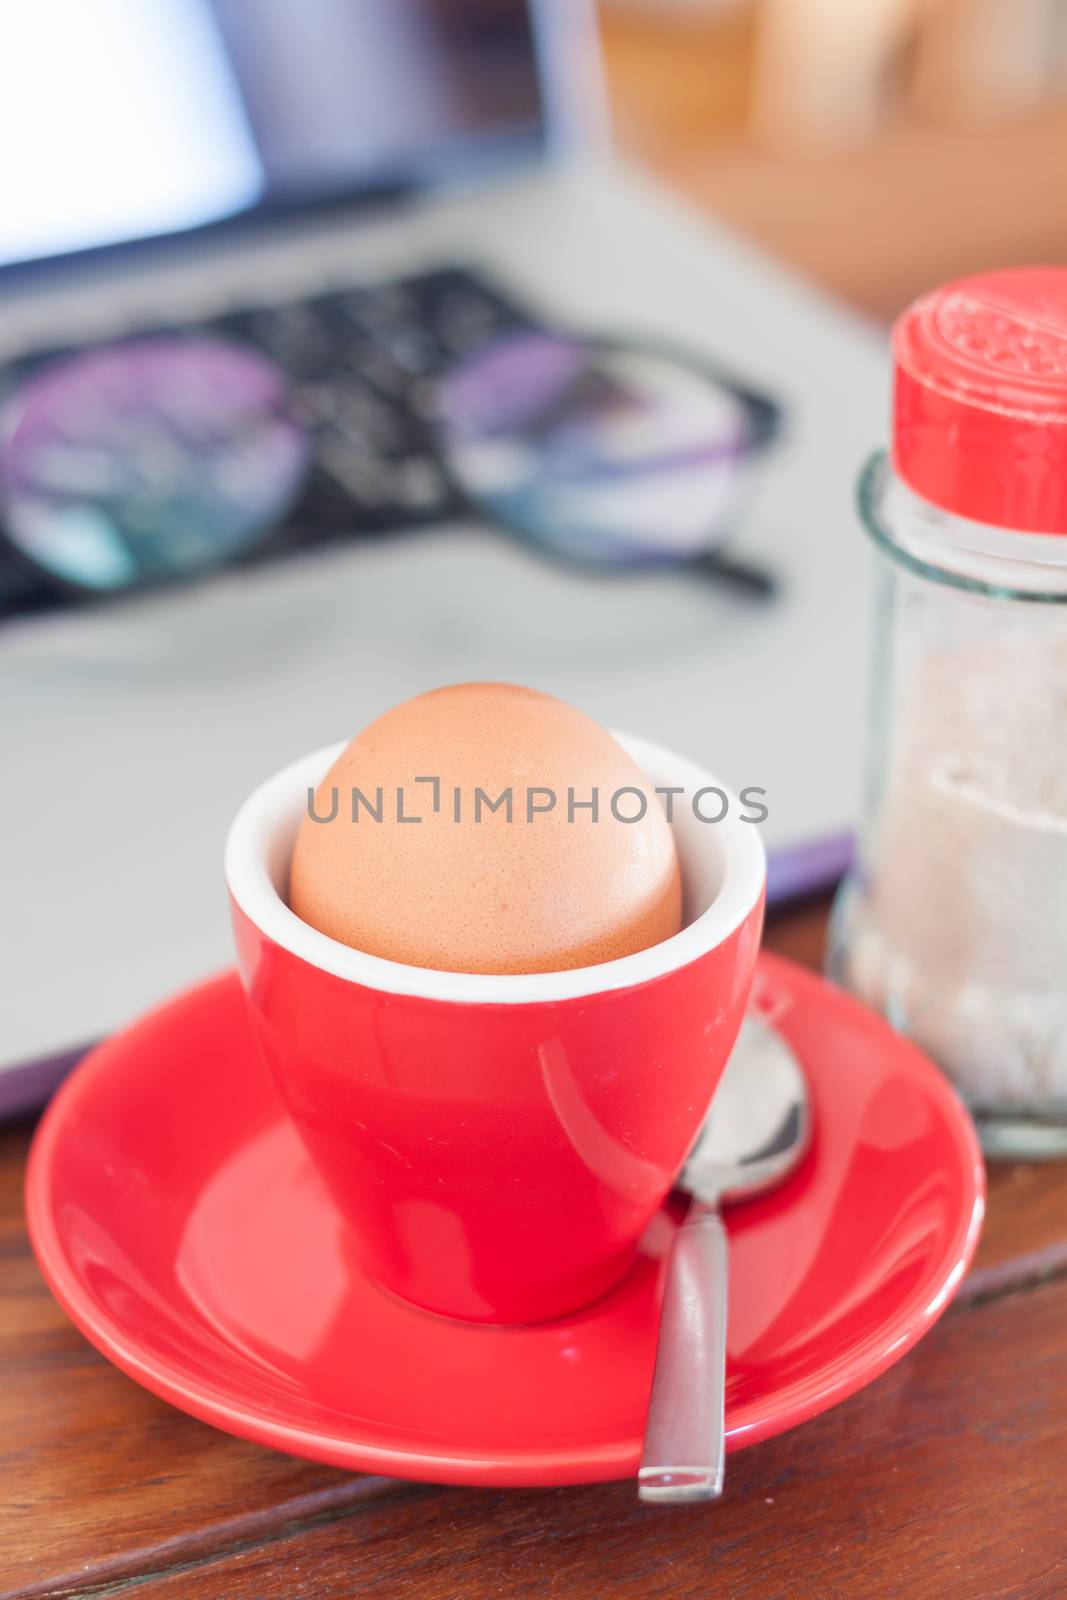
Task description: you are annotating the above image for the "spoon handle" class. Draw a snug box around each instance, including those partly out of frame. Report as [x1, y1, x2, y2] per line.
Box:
[638, 1200, 727, 1504]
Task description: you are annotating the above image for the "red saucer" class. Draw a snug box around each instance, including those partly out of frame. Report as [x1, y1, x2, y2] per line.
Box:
[26, 954, 984, 1488]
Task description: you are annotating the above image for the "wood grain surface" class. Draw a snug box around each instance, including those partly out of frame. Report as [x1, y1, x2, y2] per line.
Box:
[3, 898, 1067, 1599]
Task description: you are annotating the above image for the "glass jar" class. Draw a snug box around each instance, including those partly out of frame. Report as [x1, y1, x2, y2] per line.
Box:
[828, 269, 1067, 1159]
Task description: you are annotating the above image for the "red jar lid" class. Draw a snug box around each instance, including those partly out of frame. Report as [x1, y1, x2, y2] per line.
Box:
[893, 266, 1067, 534]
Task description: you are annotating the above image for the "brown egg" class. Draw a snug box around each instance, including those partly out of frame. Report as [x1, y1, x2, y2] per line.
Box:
[289, 683, 682, 974]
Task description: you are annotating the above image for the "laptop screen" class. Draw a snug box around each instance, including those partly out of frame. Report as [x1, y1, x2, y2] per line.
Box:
[0, 0, 546, 272]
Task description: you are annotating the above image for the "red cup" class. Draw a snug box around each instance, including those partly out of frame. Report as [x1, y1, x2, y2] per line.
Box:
[226, 734, 765, 1323]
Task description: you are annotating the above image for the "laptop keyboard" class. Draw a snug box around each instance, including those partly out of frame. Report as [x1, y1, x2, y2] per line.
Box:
[0, 265, 537, 610]
[212, 267, 535, 539]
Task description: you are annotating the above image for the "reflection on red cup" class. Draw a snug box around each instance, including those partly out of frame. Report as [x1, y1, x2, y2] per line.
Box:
[226, 734, 765, 1324]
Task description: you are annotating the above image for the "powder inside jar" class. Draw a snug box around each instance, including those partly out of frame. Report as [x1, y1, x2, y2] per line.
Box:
[840, 632, 1067, 1111]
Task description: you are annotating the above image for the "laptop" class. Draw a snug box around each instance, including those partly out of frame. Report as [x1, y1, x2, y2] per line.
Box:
[0, 0, 888, 1108]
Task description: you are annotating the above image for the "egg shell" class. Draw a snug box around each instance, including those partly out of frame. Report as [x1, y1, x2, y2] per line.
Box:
[289, 682, 682, 975]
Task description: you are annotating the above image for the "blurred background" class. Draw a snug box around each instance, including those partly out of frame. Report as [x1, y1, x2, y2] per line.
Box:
[600, 0, 1067, 316]
[3, 0, 1067, 1091]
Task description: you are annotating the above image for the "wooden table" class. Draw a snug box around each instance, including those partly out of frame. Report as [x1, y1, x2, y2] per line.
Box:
[4, 897, 1067, 1600]
[599, 6, 1067, 320]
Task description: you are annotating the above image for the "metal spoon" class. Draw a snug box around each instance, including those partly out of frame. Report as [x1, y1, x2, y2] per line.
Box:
[638, 1018, 811, 1504]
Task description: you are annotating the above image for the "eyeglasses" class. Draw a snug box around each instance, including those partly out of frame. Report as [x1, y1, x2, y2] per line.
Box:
[0, 338, 309, 608]
[432, 330, 780, 596]
[0, 326, 780, 613]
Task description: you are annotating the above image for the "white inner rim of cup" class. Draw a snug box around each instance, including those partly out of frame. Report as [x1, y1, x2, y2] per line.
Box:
[225, 732, 766, 1004]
